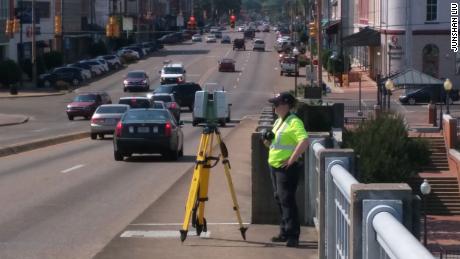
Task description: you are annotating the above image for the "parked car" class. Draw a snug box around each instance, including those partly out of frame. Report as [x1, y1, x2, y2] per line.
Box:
[123, 46, 145, 58]
[151, 93, 181, 121]
[158, 33, 181, 44]
[123, 70, 150, 92]
[90, 104, 130, 139]
[221, 35, 231, 44]
[67, 63, 94, 78]
[97, 55, 123, 70]
[118, 97, 152, 109]
[66, 92, 112, 120]
[113, 109, 184, 161]
[39, 67, 85, 88]
[91, 58, 110, 72]
[150, 83, 202, 111]
[399, 86, 460, 105]
[206, 34, 217, 43]
[65, 65, 91, 80]
[233, 38, 246, 50]
[218, 58, 236, 72]
[159, 63, 186, 85]
[192, 34, 202, 42]
[253, 39, 265, 51]
[117, 49, 140, 61]
[280, 56, 298, 76]
[79, 60, 106, 75]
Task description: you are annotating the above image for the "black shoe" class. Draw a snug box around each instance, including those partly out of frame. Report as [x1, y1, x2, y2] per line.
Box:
[286, 239, 299, 247]
[271, 235, 287, 242]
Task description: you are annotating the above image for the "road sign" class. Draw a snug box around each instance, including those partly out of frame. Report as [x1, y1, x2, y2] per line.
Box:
[123, 17, 133, 31]
[177, 15, 184, 27]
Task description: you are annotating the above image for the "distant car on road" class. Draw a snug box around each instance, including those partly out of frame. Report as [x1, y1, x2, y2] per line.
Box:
[280, 56, 299, 76]
[150, 83, 202, 111]
[192, 34, 202, 42]
[123, 70, 150, 92]
[253, 39, 265, 51]
[118, 97, 152, 109]
[90, 104, 130, 139]
[151, 93, 181, 121]
[206, 34, 217, 43]
[66, 92, 112, 120]
[221, 35, 231, 44]
[218, 58, 236, 72]
[113, 109, 184, 161]
[159, 62, 186, 85]
[233, 38, 246, 50]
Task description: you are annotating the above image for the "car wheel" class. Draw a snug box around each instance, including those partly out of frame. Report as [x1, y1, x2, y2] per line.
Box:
[219, 120, 226, 127]
[123, 88, 127, 92]
[91, 133, 97, 140]
[68, 115, 74, 121]
[114, 150, 124, 161]
[166, 149, 179, 161]
[408, 98, 416, 105]
[280, 71, 283, 76]
[72, 78, 80, 86]
[99, 134, 104, 139]
[44, 80, 52, 88]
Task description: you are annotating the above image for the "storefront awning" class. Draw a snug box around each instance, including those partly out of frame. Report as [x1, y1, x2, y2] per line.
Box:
[324, 20, 340, 34]
[390, 68, 444, 87]
[342, 27, 380, 46]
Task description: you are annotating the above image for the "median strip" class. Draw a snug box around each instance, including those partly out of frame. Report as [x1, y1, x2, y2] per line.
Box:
[0, 131, 90, 158]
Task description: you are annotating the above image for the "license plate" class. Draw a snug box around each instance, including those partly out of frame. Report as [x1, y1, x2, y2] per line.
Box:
[138, 126, 150, 133]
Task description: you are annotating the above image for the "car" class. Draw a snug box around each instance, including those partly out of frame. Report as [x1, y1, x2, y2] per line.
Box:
[149, 83, 202, 111]
[91, 58, 110, 72]
[118, 97, 152, 109]
[206, 34, 217, 43]
[39, 67, 85, 88]
[192, 34, 202, 42]
[117, 49, 140, 60]
[237, 26, 245, 32]
[244, 29, 255, 40]
[210, 26, 220, 33]
[152, 100, 167, 109]
[65, 65, 92, 80]
[90, 104, 130, 139]
[123, 70, 150, 92]
[66, 92, 112, 120]
[233, 38, 246, 50]
[158, 33, 181, 44]
[159, 62, 186, 85]
[221, 35, 231, 44]
[97, 55, 123, 70]
[218, 58, 236, 72]
[113, 109, 184, 161]
[151, 93, 181, 121]
[79, 60, 106, 75]
[280, 56, 299, 76]
[253, 39, 265, 51]
[262, 25, 270, 32]
[213, 31, 222, 39]
[399, 87, 460, 105]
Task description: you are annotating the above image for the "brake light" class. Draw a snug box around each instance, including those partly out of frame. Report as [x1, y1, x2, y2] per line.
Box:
[165, 122, 171, 137]
[169, 102, 177, 109]
[115, 121, 123, 137]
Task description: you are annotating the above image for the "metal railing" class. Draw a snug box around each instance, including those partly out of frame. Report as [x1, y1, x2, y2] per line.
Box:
[309, 141, 435, 259]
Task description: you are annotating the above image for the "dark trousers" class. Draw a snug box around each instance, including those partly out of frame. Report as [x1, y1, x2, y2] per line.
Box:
[269, 163, 300, 240]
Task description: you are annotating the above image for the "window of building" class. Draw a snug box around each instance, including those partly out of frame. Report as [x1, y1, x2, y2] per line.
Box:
[21, 1, 50, 19]
[426, 0, 437, 21]
[0, 0, 8, 20]
[359, 0, 369, 24]
[422, 44, 439, 78]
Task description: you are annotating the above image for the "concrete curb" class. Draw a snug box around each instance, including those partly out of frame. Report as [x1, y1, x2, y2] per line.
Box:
[0, 116, 29, 127]
[0, 131, 89, 158]
[0, 91, 67, 99]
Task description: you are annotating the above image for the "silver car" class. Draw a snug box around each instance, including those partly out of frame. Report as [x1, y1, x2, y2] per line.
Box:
[90, 104, 130, 139]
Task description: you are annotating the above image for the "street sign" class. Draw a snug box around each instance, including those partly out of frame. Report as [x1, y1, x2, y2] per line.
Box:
[123, 17, 133, 31]
[177, 15, 184, 27]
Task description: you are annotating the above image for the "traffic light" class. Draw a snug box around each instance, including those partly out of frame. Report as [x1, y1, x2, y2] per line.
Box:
[12, 18, 20, 33]
[230, 15, 236, 29]
[309, 22, 317, 37]
[187, 16, 197, 30]
[54, 15, 62, 35]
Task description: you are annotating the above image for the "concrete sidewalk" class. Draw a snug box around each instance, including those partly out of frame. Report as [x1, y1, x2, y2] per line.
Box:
[0, 113, 29, 127]
[0, 89, 67, 99]
[93, 118, 319, 259]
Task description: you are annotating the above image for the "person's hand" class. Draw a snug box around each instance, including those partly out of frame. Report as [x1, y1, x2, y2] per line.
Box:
[281, 157, 296, 169]
[263, 139, 271, 147]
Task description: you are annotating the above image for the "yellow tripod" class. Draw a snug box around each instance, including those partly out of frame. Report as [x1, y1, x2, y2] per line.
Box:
[179, 125, 248, 242]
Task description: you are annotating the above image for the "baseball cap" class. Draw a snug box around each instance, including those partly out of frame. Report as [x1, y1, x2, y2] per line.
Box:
[268, 92, 296, 106]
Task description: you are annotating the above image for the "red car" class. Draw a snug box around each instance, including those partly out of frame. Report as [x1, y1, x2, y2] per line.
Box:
[218, 58, 236, 72]
[66, 92, 112, 120]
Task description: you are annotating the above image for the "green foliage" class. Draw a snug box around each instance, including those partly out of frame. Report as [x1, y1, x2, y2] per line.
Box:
[89, 40, 108, 57]
[343, 113, 430, 183]
[0, 60, 22, 87]
[321, 49, 331, 70]
[298, 55, 310, 67]
[327, 55, 345, 75]
[43, 51, 63, 70]
[20, 58, 46, 79]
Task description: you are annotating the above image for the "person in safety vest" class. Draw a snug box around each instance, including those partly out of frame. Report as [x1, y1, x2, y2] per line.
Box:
[263, 92, 309, 248]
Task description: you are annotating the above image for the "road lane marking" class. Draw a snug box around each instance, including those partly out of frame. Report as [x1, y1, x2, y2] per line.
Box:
[61, 164, 85, 174]
[120, 230, 211, 238]
[31, 128, 49, 132]
[224, 48, 231, 57]
[237, 77, 240, 82]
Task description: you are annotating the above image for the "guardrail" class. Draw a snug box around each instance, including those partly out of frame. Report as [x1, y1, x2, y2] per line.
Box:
[309, 140, 435, 259]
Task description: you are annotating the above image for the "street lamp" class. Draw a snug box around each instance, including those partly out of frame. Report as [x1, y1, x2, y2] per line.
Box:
[385, 79, 395, 110]
[293, 47, 300, 97]
[444, 78, 453, 115]
[420, 179, 431, 247]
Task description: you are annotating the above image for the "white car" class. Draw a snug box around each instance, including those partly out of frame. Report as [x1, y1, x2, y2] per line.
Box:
[92, 58, 110, 72]
[97, 55, 122, 69]
[253, 39, 265, 51]
[192, 34, 202, 42]
[237, 26, 245, 32]
[206, 35, 217, 43]
[159, 62, 186, 84]
[67, 64, 92, 80]
[117, 49, 140, 60]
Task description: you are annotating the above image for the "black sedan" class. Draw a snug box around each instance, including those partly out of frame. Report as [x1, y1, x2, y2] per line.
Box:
[113, 109, 184, 161]
[399, 87, 459, 105]
[39, 67, 84, 87]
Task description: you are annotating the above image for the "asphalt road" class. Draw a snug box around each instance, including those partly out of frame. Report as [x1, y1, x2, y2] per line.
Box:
[0, 31, 291, 258]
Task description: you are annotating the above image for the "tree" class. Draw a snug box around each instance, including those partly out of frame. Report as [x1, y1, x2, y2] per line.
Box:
[0, 60, 22, 94]
[343, 113, 430, 183]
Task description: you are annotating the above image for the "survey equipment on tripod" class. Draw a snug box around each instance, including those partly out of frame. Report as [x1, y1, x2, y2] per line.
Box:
[179, 123, 247, 242]
[192, 90, 230, 127]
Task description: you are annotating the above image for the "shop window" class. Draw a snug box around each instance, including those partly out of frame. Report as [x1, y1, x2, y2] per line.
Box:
[422, 44, 439, 78]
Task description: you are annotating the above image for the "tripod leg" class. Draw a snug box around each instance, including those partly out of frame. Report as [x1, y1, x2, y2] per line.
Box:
[196, 133, 213, 235]
[180, 132, 211, 242]
[215, 132, 248, 240]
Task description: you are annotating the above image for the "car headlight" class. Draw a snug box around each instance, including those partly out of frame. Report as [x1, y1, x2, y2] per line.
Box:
[143, 79, 148, 84]
[178, 77, 183, 82]
[67, 105, 71, 109]
[123, 80, 128, 85]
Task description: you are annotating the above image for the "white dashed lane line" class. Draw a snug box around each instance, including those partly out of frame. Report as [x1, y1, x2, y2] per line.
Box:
[61, 164, 85, 174]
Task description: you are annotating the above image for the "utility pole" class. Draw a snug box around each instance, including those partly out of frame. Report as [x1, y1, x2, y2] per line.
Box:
[316, 0, 322, 89]
[31, 0, 36, 87]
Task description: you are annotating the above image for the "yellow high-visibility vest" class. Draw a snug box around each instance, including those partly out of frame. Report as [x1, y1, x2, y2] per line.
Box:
[268, 114, 308, 168]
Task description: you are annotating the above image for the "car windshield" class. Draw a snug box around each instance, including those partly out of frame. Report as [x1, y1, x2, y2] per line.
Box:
[119, 99, 151, 108]
[153, 95, 172, 102]
[127, 72, 145, 78]
[74, 95, 96, 102]
[153, 86, 173, 94]
[96, 106, 128, 114]
[163, 67, 183, 74]
[123, 110, 169, 121]
[153, 102, 165, 109]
